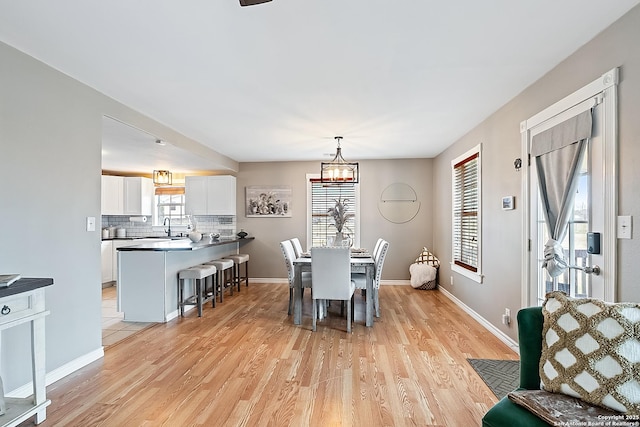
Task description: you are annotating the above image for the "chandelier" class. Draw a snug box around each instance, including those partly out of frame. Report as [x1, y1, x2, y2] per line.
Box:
[321, 136, 359, 184]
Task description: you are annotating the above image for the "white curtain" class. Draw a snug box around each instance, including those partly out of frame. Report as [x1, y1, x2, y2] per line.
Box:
[531, 110, 592, 277]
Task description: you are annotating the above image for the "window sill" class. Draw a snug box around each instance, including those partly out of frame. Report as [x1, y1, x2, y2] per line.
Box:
[451, 263, 483, 284]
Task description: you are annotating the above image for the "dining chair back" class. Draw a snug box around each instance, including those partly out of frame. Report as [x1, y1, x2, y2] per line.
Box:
[289, 237, 304, 259]
[372, 238, 384, 260]
[352, 239, 389, 318]
[373, 240, 389, 290]
[310, 246, 356, 332]
[280, 239, 296, 283]
[280, 239, 311, 315]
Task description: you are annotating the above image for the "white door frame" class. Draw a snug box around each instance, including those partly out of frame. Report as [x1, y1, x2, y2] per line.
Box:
[520, 68, 618, 307]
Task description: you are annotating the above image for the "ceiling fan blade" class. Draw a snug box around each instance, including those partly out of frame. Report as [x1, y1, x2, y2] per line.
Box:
[239, 0, 272, 6]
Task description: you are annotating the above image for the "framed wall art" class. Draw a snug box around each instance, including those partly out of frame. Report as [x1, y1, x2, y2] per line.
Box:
[246, 185, 292, 217]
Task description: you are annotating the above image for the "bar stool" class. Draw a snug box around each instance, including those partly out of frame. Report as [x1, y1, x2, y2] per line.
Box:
[205, 259, 234, 302]
[178, 264, 217, 317]
[224, 253, 250, 291]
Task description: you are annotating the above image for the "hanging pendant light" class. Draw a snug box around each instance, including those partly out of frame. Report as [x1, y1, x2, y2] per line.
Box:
[153, 170, 172, 185]
[321, 136, 359, 184]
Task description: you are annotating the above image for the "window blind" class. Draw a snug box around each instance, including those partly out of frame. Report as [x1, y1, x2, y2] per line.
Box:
[154, 186, 185, 195]
[310, 179, 356, 248]
[453, 153, 479, 272]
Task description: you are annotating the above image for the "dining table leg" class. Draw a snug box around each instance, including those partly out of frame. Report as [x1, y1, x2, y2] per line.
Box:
[366, 263, 374, 327]
[294, 265, 302, 325]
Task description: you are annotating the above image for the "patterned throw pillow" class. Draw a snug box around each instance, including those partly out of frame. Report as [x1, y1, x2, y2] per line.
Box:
[415, 247, 440, 267]
[540, 291, 640, 414]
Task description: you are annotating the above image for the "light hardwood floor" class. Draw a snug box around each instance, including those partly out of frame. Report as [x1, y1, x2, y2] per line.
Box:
[28, 283, 517, 426]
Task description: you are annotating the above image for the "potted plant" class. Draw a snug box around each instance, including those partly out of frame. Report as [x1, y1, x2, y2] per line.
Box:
[328, 198, 354, 245]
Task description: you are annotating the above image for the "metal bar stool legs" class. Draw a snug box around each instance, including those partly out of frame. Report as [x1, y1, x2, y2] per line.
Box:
[224, 254, 250, 291]
[178, 265, 217, 317]
[205, 259, 234, 303]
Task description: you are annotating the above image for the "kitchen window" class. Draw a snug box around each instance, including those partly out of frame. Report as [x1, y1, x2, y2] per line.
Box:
[451, 144, 482, 283]
[307, 175, 359, 248]
[155, 186, 189, 226]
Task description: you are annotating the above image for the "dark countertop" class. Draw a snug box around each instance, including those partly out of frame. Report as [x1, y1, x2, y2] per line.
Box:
[117, 236, 254, 252]
[0, 277, 54, 299]
[101, 236, 185, 241]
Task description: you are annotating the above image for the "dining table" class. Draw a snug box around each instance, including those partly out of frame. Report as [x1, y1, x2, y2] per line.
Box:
[293, 250, 376, 327]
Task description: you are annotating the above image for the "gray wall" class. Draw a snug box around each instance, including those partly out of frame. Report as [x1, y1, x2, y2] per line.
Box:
[0, 41, 236, 391]
[432, 4, 640, 341]
[236, 159, 434, 281]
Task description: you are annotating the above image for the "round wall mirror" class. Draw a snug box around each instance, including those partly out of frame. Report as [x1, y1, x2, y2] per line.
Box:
[377, 183, 420, 224]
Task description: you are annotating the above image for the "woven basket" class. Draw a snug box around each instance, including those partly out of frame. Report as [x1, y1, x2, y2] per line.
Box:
[414, 247, 439, 290]
[415, 276, 438, 290]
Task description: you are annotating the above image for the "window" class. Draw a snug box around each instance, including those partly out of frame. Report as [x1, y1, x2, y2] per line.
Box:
[451, 144, 482, 282]
[154, 186, 188, 226]
[307, 176, 359, 248]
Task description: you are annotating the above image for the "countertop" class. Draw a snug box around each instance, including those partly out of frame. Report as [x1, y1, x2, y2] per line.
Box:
[0, 277, 54, 298]
[117, 236, 254, 252]
[102, 236, 184, 241]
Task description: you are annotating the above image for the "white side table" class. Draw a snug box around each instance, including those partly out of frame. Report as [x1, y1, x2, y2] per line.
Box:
[0, 278, 53, 427]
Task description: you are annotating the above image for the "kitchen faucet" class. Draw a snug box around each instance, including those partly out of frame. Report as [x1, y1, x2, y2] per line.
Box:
[163, 217, 172, 237]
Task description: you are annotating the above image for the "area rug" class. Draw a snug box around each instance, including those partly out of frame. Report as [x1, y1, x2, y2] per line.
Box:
[467, 359, 519, 400]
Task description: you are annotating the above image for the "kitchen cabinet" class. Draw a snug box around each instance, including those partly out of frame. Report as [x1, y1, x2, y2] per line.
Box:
[102, 176, 153, 216]
[123, 177, 154, 216]
[185, 176, 236, 216]
[101, 240, 113, 283]
[101, 175, 124, 215]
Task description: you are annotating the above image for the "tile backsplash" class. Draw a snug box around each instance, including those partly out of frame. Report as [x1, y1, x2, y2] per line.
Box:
[101, 215, 237, 238]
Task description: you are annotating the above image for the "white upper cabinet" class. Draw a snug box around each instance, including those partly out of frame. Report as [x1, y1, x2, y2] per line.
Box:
[123, 177, 154, 216]
[185, 175, 236, 216]
[102, 176, 154, 216]
[101, 175, 124, 215]
[206, 176, 236, 215]
[185, 176, 208, 215]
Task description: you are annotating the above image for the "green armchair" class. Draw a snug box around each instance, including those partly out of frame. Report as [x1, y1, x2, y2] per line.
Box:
[482, 307, 551, 427]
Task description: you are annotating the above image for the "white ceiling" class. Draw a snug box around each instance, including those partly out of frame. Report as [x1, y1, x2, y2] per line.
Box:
[1, 1, 638, 173]
[101, 117, 226, 174]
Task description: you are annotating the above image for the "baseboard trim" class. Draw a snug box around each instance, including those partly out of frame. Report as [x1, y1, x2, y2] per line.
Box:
[7, 347, 105, 398]
[249, 278, 289, 284]
[438, 287, 520, 355]
[250, 278, 411, 286]
[380, 280, 410, 286]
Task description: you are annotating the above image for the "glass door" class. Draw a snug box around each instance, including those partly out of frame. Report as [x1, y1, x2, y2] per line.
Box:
[529, 101, 605, 305]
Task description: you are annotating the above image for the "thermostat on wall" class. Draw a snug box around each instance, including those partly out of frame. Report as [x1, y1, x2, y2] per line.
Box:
[502, 196, 514, 210]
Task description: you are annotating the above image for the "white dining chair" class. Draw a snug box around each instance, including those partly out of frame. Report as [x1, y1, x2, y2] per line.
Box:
[352, 240, 389, 318]
[372, 238, 384, 260]
[311, 246, 356, 333]
[289, 237, 304, 259]
[280, 240, 311, 315]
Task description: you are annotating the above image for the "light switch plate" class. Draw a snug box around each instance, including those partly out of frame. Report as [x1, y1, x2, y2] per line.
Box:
[86, 216, 96, 232]
[618, 215, 632, 239]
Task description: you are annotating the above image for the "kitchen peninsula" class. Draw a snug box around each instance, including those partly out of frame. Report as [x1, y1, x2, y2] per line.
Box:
[117, 237, 253, 322]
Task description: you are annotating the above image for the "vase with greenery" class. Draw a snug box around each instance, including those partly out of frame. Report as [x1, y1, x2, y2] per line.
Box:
[328, 198, 354, 245]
